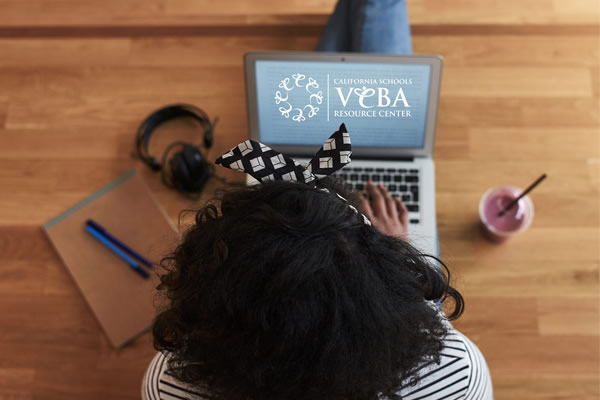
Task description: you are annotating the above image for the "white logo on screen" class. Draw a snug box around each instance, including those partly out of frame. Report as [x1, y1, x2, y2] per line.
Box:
[274, 74, 322, 122]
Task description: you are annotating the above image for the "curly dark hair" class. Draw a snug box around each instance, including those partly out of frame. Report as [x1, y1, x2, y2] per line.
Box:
[152, 179, 464, 400]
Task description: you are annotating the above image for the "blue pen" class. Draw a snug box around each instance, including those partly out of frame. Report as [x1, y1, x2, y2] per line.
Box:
[86, 219, 153, 268]
[85, 224, 150, 279]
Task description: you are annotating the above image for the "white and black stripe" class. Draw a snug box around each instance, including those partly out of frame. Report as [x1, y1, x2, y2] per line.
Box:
[142, 328, 493, 400]
[398, 330, 493, 400]
[142, 352, 208, 400]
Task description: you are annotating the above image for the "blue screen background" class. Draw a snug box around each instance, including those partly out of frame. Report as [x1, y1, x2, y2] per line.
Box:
[254, 60, 431, 148]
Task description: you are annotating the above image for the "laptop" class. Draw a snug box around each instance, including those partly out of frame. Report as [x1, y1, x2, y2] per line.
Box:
[244, 52, 442, 256]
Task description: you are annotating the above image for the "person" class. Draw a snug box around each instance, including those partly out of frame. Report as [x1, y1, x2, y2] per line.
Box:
[142, 1, 493, 399]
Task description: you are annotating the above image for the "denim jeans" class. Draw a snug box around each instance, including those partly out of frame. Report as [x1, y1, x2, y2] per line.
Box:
[316, 0, 413, 55]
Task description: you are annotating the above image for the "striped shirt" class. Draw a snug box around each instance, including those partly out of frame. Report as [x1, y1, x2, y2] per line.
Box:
[142, 326, 493, 400]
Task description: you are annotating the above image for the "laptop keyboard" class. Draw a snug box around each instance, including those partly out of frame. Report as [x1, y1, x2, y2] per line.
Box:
[335, 167, 421, 225]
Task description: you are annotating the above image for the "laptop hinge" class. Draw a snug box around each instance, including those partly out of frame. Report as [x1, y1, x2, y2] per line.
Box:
[286, 154, 416, 162]
[351, 156, 415, 162]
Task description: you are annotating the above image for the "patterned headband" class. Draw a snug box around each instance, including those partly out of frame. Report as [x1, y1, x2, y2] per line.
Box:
[215, 123, 371, 225]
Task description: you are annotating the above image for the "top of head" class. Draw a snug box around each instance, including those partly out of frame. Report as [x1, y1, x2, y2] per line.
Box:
[152, 179, 461, 400]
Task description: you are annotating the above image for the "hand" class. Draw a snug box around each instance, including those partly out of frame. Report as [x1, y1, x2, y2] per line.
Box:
[355, 181, 409, 238]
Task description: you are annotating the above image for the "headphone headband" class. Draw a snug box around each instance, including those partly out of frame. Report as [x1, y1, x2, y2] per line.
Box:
[134, 104, 218, 194]
[135, 104, 216, 171]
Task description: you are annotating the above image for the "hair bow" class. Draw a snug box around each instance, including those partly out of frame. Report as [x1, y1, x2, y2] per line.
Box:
[215, 123, 371, 225]
[215, 123, 351, 185]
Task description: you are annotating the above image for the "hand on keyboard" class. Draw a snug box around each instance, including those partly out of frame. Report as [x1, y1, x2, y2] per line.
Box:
[355, 181, 409, 239]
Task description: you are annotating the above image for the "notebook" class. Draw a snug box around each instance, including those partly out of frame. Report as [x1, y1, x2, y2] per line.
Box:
[43, 169, 179, 347]
[244, 52, 442, 255]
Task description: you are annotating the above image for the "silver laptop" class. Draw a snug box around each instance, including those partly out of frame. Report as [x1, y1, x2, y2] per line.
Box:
[244, 51, 442, 256]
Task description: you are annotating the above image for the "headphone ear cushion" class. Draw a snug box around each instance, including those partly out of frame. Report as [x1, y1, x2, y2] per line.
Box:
[169, 151, 192, 191]
[170, 145, 210, 192]
[182, 145, 206, 181]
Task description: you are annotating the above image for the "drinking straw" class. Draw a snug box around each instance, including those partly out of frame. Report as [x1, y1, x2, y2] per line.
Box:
[497, 174, 547, 217]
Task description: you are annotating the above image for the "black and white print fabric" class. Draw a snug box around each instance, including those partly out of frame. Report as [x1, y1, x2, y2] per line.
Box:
[215, 123, 351, 186]
[215, 123, 370, 226]
[305, 123, 352, 180]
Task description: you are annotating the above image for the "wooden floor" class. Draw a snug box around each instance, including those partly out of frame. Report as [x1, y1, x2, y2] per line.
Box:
[1, 0, 599, 399]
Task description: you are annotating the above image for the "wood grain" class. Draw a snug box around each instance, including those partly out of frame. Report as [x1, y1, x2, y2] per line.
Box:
[0, 1, 598, 399]
[0, 0, 598, 26]
[442, 66, 593, 97]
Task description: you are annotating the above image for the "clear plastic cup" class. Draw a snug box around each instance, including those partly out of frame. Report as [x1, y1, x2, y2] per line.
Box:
[479, 186, 534, 242]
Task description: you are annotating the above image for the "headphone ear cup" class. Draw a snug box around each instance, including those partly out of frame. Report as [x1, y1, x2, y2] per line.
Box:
[169, 151, 192, 192]
[182, 145, 206, 181]
[170, 145, 210, 192]
[136, 105, 216, 179]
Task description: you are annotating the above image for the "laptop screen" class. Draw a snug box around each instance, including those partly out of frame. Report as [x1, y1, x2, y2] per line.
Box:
[254, 60, 432, 149]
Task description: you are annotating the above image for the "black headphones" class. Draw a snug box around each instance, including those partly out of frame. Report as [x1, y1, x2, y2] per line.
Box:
[135, 104, 219, 193]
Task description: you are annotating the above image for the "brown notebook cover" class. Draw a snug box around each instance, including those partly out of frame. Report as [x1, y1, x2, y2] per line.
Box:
[43, 169, 179, 348]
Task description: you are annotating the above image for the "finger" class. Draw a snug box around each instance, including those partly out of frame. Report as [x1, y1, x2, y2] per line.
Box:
[378, 184, 398, 220]
[367, 181, 386, 217]
[395, 197, 409, 227]
[355, 192, 374, 220]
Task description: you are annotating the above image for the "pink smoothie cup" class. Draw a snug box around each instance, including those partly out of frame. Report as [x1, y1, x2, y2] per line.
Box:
[478, 186, 534, 242]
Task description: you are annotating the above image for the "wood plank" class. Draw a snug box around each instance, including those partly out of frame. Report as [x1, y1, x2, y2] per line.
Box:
[450, 297, 539, 337]
[1, 24, 598, 39]
[438, 226, 599, 263]
[446, 260, 599, 298]
[0, 128, 135, 159]
[0, 226, 56, 261]
[0, 295, 104, 369]
[0, 368, 35, 400]
[412, 24, 600, 35]
[438, 97, 600, 128]
[0, 101, 6, 126]
[0, 24, 328, 38]
[420, 0, 599, 24]
[0, 0, 332, 28]
[591, 65, 600, 98]
[131, 34, 600, 67]
[537, 297, 600, 335]
[433, 127, 471, 160]
[589, 158, 600, 187]
[435, 161, 596, 193]
[31, 335, 155, 400]
[0, 0, 598, 27]
[3, 95, 245, 132]
[164, 0, 336, 16]
[0, 39, 132, 67]
[3, 96, 244, 131]
[475, 335, 598, 373]
[0, 66, 244, 101]
[128, 36, 319, 66]
[415, 35, 600, 67]
[0, 260, 46, 295]
[442, 66, 593, 97]
[467, 127, 600, 161]
[491, 373, 599, 400]
[553, 0, 600, 17]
